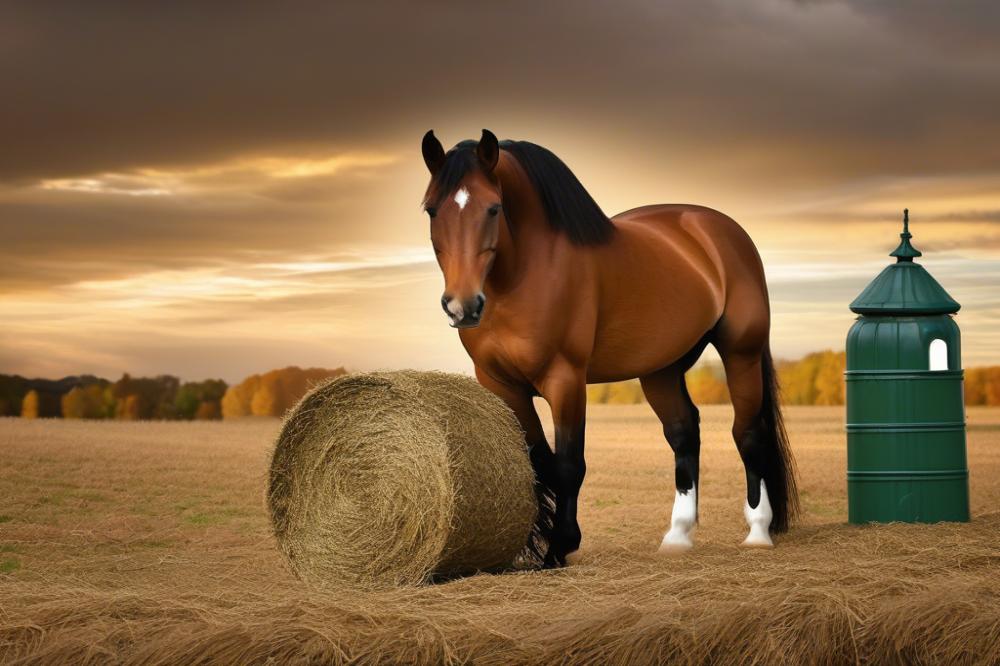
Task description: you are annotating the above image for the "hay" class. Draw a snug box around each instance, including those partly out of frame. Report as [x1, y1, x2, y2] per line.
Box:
[266, 370, 537, 588]
[4, 408, 1000, 664]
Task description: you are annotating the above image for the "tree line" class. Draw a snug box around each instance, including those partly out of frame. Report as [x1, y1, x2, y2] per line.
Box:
[1, 366, 345, 420]
[589, 351, 1000, 406]
[3, 355, 998, 418]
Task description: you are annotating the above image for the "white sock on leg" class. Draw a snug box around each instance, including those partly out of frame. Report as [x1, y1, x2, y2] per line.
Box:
[742, 479, 773, 547]
[660, 485, 697, 551]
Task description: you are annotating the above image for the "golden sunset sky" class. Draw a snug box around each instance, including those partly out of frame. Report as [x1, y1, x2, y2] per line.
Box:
[2, 2, 999, 382]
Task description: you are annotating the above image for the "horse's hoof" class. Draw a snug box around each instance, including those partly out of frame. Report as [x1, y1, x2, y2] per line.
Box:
[658, 525, 694, 553]
[564, 550, 583, 566]
[741, 531, 774, 548]
[657, 537, 693, 554]
[542, 552, 567, 569]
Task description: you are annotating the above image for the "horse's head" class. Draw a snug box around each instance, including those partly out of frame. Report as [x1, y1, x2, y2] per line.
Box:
[421, 129, 503, 329]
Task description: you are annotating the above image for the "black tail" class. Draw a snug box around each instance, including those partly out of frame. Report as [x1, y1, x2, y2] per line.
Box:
[760, 347, 799, 533]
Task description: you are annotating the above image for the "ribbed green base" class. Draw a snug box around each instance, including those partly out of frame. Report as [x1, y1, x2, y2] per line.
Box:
[846, 369, 970, 524]
[848, 471, 969, 523]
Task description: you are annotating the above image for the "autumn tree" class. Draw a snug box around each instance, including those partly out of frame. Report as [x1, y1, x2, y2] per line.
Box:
[223, 367, 346, 419]
[813, 351, 846, 405]
[112, 374, 181, 420]
[777, 351, 845, 406]
[983, 367, 1000, 405]
[62, 384, 113, 419]
[966, 368, 987, 405]
[195, 400, 222, 420]
[174, 379, 227, 420]
[20, 390, 39, 419]
[586, 364, 728, 406]
[686, 363, 729, 404]
[118, 394, 141, 420]
[605, 380, 644, 404]
[251, 372, 286, 416]
[586, 383, 611, 404]
[21, 390, 60, 418]
[221, 374, 260, 418]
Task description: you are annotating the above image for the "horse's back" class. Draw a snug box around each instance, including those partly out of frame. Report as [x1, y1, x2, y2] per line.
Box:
[587, 204, 769, 381]
[611, 203, 767, 294]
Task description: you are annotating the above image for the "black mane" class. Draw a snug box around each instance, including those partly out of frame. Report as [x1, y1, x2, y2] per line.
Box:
[423, 139, 614, 245]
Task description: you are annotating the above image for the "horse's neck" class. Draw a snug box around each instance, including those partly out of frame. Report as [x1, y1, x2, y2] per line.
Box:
[488, 155, 564, 294]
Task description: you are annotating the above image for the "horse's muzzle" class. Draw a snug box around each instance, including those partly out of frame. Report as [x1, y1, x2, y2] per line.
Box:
[442, 293, 485, 328]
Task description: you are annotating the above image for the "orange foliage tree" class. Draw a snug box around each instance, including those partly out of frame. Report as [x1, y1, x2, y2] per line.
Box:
[587, 380, 644, 404]
[222, 366, 347, 418]
[966, 367, 1000, 406]
[195, 400, 222, 420]
[20, 390, 39, 418]
[777, 351, 846, 406]
[686, 364, 729, 404]
[586, 363, 729, 406]
[21, 390, 61, 418]
[62, 384, 113, 419]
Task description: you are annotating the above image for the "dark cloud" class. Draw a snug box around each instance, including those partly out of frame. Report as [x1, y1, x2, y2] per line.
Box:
[1, 1, 999, 183]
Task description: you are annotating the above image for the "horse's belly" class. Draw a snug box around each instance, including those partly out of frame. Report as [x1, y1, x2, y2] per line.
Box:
[587, 261, 722, 382]
[586, 310, 716, 383]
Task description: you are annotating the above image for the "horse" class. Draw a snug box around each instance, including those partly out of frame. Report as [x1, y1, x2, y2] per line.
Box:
[420, 129, 798, 567]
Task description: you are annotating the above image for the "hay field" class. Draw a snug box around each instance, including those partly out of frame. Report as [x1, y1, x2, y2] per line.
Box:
[2, 405, 999, 665]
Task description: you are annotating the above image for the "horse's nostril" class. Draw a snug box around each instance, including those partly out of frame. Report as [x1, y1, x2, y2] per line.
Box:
[440, 295, 451, 314]
[472, 294, 486, 318]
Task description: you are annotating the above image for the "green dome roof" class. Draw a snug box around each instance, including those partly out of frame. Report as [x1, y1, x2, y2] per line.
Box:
[849, 209, 960, 316]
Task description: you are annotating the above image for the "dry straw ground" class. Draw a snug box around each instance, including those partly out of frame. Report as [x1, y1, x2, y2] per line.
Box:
[2, 405, 999, 665]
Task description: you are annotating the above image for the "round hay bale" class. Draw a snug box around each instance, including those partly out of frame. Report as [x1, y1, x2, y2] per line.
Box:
[267, 370, 537, 588]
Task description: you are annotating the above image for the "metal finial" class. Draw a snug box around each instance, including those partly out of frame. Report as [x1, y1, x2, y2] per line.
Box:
[890, 206, 921, 261]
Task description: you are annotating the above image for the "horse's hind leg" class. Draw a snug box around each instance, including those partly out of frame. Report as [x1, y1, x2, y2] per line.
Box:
[719, 348, 772, 546]
[717, 323, 797, 546]
[641, 367, 701, 551]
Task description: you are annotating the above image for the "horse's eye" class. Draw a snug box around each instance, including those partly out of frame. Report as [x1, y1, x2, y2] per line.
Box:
[488, 205, 500, 217]
[426, 207, 437, 218]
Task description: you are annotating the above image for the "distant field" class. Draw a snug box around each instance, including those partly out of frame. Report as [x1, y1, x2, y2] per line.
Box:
[2, 406, 999, 664]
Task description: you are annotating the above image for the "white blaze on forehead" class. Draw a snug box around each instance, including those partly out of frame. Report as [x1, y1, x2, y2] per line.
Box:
[454, 187, 470, 210]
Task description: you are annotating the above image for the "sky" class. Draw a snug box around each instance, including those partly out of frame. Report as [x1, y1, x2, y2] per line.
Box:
[1, 1, 999, 383]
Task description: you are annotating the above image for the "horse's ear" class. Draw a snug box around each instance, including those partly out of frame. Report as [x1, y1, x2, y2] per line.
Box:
[422, 130, 446, 174]
[477, 129, 499, 173]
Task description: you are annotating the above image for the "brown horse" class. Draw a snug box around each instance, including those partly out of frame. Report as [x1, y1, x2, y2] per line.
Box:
[421, 129, 797, 566]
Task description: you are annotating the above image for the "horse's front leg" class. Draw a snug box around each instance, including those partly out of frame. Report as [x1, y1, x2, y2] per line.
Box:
[474, 366, 556, 561]
[539, 362, 587, 567]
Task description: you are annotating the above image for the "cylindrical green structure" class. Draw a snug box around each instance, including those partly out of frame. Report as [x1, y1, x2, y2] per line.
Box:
[846, 209, 969, 523]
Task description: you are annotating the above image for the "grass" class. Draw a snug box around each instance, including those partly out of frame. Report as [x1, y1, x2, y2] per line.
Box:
[1, 407, 999, 664]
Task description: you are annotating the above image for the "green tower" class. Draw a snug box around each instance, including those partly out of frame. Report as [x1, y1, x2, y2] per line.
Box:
[845, 209, 969, 523]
